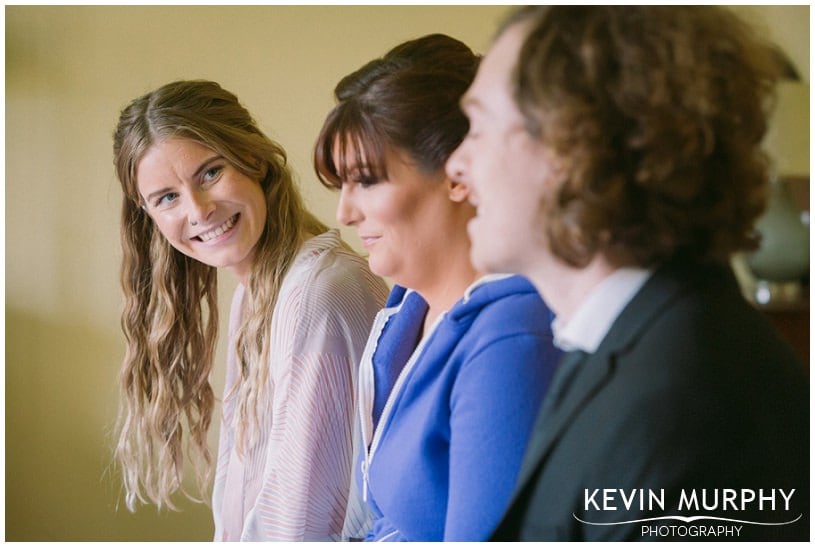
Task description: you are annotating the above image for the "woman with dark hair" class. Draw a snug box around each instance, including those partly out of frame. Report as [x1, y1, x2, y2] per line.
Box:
[314, 34, 561, 541]
[112, 79, 387, 540]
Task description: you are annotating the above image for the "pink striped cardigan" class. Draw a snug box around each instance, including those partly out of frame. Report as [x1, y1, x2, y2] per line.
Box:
[212, 230, 388, 541]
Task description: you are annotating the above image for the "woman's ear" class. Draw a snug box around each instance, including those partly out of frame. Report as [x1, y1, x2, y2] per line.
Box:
[447, 178, 470, 203]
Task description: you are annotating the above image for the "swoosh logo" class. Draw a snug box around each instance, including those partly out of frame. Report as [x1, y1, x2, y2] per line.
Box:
[573, 513, 802, 526]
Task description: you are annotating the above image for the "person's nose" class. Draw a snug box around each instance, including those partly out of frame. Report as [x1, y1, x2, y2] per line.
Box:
[336, 185, 362, 227]
[186, 189, 216, 227]
[446, 143, 469, 186]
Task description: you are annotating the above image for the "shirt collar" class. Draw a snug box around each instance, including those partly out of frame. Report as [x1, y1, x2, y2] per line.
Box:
[552, 267, 654, 353]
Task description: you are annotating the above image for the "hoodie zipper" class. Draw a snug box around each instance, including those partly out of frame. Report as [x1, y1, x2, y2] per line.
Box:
[359, 275, 514, 507]
[360, 301, 446, 503]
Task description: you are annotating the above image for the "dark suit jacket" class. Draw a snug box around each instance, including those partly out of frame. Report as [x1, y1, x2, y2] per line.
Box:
[492, 261, 809, 541]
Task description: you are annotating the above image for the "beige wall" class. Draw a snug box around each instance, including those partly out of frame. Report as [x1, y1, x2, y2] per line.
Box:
[5, 5, 512, 541]
[5, 5, 808, 541]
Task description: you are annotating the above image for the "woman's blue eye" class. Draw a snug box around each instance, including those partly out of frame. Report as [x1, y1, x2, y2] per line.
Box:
[155, 192, 179, 207]
[203, 165, 223, 183]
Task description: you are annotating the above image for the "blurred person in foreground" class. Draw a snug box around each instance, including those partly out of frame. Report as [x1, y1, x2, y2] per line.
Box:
[447, 6, 808, 541]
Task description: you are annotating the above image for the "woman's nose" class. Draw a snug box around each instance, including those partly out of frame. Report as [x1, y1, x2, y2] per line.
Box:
[336, 186, 362, 226]
[187, 190, 215, 227]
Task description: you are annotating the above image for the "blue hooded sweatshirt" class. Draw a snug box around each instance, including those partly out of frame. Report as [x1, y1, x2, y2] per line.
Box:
[353, 274, 560, 541]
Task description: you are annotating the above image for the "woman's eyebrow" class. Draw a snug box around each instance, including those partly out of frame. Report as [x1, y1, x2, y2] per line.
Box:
[191, 154, 224, 179]
[143, 154, 224, 204]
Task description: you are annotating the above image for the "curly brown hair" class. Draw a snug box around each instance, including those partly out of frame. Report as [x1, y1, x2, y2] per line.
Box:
[504, 6, 781, 268]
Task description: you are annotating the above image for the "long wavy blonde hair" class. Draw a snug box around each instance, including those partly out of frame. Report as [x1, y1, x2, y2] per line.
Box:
[112, 80, 327, 511]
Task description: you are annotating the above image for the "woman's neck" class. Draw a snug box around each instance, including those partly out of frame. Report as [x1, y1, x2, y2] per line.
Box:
[415, 257, 481, 336]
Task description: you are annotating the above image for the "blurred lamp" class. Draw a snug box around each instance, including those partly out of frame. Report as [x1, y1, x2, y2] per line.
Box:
[744, 78, 810, 305]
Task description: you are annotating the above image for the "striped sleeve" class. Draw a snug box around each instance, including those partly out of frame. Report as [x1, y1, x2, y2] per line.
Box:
[244, 351, 356, 540]
[238, 246, 387, 541]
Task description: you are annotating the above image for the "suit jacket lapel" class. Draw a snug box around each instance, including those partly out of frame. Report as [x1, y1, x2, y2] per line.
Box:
[509, 263, 692, 504]
[512, 347, 611, 491]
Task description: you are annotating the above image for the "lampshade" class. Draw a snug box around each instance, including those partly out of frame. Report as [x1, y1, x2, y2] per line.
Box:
[742, 77, 809, 305]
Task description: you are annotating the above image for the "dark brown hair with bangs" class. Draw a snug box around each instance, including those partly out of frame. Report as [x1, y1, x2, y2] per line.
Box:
[314, 33, 480, 188]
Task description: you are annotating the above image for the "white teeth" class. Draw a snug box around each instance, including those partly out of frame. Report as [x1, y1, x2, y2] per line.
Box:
[199, 215, 237, 242]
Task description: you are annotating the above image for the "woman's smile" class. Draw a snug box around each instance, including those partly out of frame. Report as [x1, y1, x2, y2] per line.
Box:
[194, 213, 240, 243]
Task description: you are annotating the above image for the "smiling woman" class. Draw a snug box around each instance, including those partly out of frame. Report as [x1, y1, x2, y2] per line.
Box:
[136, 139, 268, 281]
[313, 34, 562, 541]
[112, 79, 388, 540]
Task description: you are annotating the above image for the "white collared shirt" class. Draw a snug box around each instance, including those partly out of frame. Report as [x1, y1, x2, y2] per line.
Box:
[552, 267, 654, 353]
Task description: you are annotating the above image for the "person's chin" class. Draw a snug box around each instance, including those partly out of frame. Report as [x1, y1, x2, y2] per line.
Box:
[470, 244, 500, 275]
[366, 254, 390, 280]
